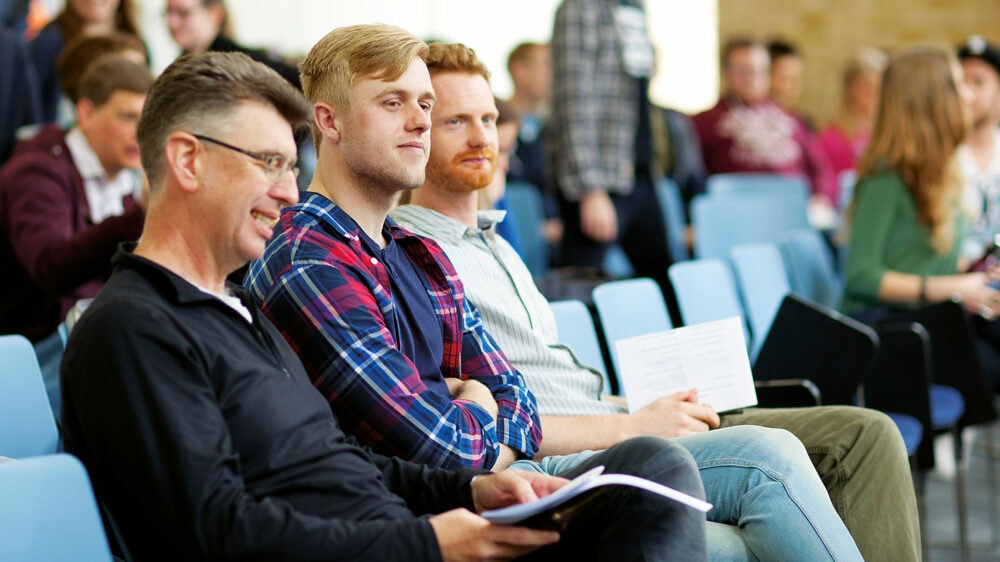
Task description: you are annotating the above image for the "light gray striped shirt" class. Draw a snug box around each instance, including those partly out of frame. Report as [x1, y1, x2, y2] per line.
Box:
[392, 204, 625, 417]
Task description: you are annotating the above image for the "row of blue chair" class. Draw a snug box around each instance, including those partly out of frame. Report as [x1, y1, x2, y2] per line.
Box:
[547, 229, 992, 559]
[0, 334, 116, 561]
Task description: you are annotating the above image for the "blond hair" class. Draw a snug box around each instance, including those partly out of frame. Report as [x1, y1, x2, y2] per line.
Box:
[300, 24, 428, 146]
[855, 45, 969, 253]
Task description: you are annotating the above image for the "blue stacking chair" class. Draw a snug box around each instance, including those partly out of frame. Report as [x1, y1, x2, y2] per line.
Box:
[667, 258, 751, 349]
[549, 299, 614, 395]
[505, 181, 548, 277]
[705, 172, 811, 204]
[691, 190, 810, 260]
[654, 177, 690, 263]
[590, 278, 671, 395]
[728, 243, 790, 361]
[778, 228, 843, 310]
[0, 454, 113, 561]
[601, 244, 635, 278]
[0, 334, 59, 458]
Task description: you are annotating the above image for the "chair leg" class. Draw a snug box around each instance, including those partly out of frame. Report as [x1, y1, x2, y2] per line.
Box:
[953, 426, 970, 562]
[984, 423, 1000, 548]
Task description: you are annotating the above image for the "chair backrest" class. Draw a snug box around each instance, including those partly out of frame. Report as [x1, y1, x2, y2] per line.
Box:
[837, 168, 857, 211]
[691, 192, 810, 260]
[667, 258, 751, 348]
[654, 177, 690, 262]
[729, 243, 792, 360]
[706, 172, 810, 203]
[602, 244, 635, 278]
[549, 299, 613, 395]
[591, 278, 673, 389]
[0, 454, 113, 561]
[0, 334, 59, 458]
[778, 228, 843, 309]
[504, 181, 548, 277]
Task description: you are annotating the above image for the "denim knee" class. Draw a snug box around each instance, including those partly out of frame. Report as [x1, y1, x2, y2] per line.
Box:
[702, 425, 813, 475]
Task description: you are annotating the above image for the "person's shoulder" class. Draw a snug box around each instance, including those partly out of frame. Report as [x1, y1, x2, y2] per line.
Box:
[69, 269, 170, 346]
[691, 100, 725, 123]
[0, 126, 71, 180]
[28, 21, 64, 57]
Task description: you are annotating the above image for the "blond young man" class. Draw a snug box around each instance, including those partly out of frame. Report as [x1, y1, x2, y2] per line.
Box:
[247, 24, 710, 561]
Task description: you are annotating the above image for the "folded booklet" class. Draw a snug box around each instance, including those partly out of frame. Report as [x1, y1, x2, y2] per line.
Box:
[480, 466, 712, 531]
[615, 316, 758, 414]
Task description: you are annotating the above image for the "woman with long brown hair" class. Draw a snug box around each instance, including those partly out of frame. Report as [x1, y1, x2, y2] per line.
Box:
[29, 0, 144, 124]
[842, 44, 1000, 391]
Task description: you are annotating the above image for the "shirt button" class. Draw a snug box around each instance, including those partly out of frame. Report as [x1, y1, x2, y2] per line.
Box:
[370, 257, 378, 265]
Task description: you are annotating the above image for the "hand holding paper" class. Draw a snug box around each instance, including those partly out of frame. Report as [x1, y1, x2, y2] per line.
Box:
[480, 466, 712, 530]
[615, 317, 758, 415]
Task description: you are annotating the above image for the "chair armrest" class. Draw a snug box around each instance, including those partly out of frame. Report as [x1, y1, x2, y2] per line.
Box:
[754, 378, 822, 407]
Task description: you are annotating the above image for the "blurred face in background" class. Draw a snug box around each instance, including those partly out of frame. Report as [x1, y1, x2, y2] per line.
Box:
[166, 0, 222, 53]
[77, 90, 146, 175]
[769, 54, 803, 107]
[516, 45, 552, 104]
[847, 70, 882, 121]
[961, 57, 1000, 127]
[725, 45, 770, 105]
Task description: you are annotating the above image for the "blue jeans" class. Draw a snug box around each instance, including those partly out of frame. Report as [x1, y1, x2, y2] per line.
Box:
[512, 425, 862, 561]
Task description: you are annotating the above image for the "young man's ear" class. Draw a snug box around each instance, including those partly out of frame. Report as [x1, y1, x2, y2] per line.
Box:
[313, 103, 342, 145]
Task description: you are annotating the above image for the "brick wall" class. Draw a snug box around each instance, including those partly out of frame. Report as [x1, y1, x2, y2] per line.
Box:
[718, 0, 1000, 128]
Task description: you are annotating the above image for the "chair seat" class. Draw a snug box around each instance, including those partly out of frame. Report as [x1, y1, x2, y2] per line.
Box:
[930, 384, 965, 430]
[885, 412, 923, 456]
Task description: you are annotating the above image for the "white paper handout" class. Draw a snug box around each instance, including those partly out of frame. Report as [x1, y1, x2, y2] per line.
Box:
[481, 466, 712, 528]
[615, 317, 758, 414]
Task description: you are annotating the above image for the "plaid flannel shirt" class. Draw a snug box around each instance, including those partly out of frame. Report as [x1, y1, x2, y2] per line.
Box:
[246, 192, 541, 470]
[549, 0, 652, 200]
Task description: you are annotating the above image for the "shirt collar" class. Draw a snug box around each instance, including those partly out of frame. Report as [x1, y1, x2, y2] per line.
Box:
[291, 191, 413, 246]
[64, 127, 106, 181]
[390, 204, 508, 244]
[112, 242, 254, 309]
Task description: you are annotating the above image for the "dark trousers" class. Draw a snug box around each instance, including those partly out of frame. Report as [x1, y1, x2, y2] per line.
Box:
[558, 175, 680, 322]
[521, 436, 708, 562]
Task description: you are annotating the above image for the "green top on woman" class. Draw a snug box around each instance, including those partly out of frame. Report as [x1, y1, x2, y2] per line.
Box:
[841, 170, 965, 314]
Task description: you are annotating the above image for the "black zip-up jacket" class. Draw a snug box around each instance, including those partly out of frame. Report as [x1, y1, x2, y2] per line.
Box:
[62, 245, 480, 561]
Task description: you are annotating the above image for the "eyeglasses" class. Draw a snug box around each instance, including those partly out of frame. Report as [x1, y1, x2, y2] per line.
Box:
[193, 134, 299, 183]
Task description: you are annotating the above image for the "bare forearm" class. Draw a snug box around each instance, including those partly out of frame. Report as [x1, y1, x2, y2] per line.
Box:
[453, 380, 499, 419]
[492, 445, 520, 471]
[534, 414, 632, 458]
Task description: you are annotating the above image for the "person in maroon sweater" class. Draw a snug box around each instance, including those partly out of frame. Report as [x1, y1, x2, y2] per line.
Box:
[0, 56, 152, 341]
[692, 38, 836, 205]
